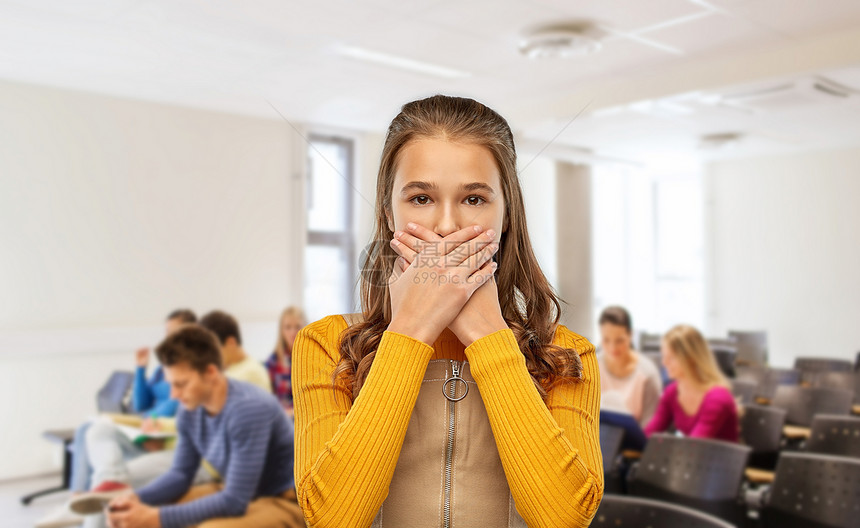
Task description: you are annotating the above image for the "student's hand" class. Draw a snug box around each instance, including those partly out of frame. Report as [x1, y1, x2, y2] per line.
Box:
[106, 493, 160, 528]
[107, 491, 137, 514]
[140, 417, 161, 434]
[140, 439, 166, 452]
[135, 347, 150, 368]
[387, 223, 498, 346]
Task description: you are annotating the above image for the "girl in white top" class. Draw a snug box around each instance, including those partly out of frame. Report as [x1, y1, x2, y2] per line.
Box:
[596, 306, 662, 427]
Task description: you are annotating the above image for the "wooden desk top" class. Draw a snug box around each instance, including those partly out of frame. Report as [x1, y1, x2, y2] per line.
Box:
[782, 425, 811, 439]
[745, 467, 775, 484]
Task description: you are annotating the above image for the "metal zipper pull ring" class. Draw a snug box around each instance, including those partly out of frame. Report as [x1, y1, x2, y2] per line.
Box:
[443, 360, 469, 402]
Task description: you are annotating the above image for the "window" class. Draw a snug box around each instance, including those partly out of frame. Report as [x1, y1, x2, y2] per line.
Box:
[303, 135, 356, 321]
[592, 164, 705, 337]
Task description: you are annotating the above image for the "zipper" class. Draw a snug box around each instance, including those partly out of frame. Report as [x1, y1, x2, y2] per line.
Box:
[443, 359, 467, 528]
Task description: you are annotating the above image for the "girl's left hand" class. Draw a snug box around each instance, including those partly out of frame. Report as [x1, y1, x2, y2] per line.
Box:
[390, 224, 508, 347]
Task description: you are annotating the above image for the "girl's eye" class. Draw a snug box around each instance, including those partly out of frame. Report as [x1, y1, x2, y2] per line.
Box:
[408, 195, 486, 206]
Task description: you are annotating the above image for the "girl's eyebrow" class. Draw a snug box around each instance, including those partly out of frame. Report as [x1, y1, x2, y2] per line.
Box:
[399, 180, 496, 197]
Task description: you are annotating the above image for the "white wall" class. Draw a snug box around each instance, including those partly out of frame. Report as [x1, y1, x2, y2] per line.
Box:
[519, 157, 558, 290]
[705, 146, 860, 368]
[555, 162, 593, 340]
[0, 79, 302, 479]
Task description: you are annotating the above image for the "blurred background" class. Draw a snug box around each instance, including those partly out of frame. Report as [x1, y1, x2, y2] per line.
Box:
[1, 0, 859, 521]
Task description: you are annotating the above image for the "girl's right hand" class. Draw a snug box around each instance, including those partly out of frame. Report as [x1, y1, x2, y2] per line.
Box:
[386, 223, 498, 346]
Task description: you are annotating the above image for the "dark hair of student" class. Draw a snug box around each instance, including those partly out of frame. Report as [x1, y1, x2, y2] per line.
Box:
[200, 310, 242, 346]
[598, 306, 632, 334]
[166, 308, 197, 324]
[156, 324, 223, 373]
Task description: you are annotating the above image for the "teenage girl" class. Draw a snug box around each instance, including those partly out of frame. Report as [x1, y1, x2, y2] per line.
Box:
[293, 95, 603, 528]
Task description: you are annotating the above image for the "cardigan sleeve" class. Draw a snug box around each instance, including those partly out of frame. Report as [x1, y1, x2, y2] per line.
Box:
[292, 316, 435, 528]
[465, 326, 604, 528]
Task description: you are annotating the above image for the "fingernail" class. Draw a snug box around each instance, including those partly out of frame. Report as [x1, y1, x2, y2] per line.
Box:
[473, 225, 483, 233]
[393, 231, 402, 239]
[486, 229, 496, 238]
[407, 222, 417, 231]
[391, 239, 400, 247]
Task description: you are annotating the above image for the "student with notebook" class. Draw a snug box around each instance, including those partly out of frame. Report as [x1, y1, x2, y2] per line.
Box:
[82, 324, 303, 528]
[596, 306, 662, 427]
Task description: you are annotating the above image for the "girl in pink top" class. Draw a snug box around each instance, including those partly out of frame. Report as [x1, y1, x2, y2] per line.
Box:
[644, 325, 739, 442]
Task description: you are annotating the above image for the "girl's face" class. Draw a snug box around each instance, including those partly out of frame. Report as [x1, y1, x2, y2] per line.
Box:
[387, 138, 505, 244]
[281, 316, 302, 352]
[600, 323, 631, 362]
[661, 341, 685, 380]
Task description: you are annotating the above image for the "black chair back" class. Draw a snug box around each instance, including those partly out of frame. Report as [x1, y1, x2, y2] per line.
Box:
[740, 404, 786, 453]
[758, 368, 801, 400]
[740, 404, 786, 469]
[809, 371, 859, 403]
[639, 332, 662, 354]
[795, 357, 854, 385]
[728, 330, 767, 366]
[594, 495, 736, 528]
[708, 338, 738, 378]
[730, 379, 757, 405]
[762, 452, 860, 528]
[806, 414, 860, 458]
[96, 371, 135, 414]
[771, 386, 853, 427]
[628, 434, 750, 524]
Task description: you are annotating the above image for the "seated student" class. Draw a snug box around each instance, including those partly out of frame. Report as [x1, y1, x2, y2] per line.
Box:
[85, 324, 303, 528]
[596, 306, 662, 427]
[644, 324, 739, 442]
[35, 310, 197, 528]
[66, 312, 280, 528]
[68, 310, 194, 493]
[265, 306, 306, 419]
[200, 310, 271, 393]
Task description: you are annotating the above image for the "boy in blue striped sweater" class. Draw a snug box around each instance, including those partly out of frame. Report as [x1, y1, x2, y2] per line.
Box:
[90, 324, 304, 528]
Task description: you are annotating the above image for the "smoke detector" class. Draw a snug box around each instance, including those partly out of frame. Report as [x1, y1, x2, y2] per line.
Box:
[519, 22, 605, 59]
[699, 132, 744, 150]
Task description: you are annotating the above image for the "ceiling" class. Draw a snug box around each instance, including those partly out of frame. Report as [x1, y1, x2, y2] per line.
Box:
[2, 0, 860, 165]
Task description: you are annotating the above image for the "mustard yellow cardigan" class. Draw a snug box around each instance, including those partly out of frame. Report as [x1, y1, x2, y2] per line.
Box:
[293, 314, 604, 528]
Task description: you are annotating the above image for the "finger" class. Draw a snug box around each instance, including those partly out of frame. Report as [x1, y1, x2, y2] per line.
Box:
[407, 223, 483, 257]
[461, 239, 499, 272]
[447, 228, 496, 266]
[390, 235, 418, 263]
[391, 230, 421, 253]
[389, 256, 407, 284]
[466, 258, 497, 295]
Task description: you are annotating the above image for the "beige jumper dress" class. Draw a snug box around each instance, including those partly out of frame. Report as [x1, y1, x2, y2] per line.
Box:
[340, 313, 529, 528]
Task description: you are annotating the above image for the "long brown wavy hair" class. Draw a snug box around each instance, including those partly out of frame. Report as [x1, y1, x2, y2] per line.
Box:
[333, 94, 584, 401]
